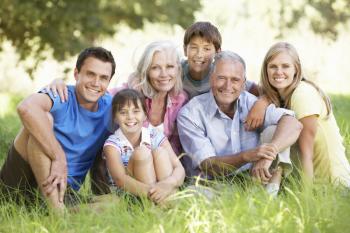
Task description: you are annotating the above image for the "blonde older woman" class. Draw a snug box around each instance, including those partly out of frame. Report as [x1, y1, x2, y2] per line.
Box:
[110, 41, 188, 155]
[48, 41, 188, 155]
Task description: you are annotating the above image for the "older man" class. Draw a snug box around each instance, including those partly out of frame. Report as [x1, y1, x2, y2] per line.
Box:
[0, 47, 115, 209]
[177, 51, 302, 194]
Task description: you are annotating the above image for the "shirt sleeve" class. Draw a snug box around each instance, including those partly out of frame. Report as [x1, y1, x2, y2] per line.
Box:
[263, 104, 295, 128]
[177, 107, 216, 168]
[291, 82, 323, 120]
[38, 87, 69, 121]
[104, 134, 122, 154]
[150, 128, 166, 149]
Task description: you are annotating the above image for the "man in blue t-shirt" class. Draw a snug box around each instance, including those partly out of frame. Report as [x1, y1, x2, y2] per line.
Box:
[0, 47, 116, 210]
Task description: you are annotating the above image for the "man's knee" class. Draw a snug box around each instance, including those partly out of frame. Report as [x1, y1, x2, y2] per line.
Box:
[260, 125, 277, 143]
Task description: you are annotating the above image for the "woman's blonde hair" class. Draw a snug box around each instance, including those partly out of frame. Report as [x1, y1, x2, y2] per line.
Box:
[128, 41, 183, 98]
[260, 42, 331, 116]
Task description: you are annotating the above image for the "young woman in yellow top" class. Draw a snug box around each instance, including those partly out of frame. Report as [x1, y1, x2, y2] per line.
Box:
[259, 42, 350, 186]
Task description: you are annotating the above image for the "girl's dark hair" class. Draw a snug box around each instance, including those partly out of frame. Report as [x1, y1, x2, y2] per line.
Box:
[111, 89, 147, 118]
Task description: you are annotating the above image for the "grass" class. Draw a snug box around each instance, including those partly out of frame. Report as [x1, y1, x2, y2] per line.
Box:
[0, 94, 350, 233]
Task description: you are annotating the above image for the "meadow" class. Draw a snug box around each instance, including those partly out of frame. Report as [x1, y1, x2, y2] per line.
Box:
[0, 93, 349, 233]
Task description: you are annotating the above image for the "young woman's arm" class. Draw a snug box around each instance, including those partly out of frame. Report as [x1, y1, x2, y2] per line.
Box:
[245, 96, 270, 131]
[247, 82, 260, 97]
[148, 140, 185, 203]
[298, 115, 318, 181]
[104, 145, 151, 197]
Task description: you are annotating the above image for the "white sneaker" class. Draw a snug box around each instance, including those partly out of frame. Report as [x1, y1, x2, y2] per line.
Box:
[265, 183, 280, 198]
[186, 185, 216, 200]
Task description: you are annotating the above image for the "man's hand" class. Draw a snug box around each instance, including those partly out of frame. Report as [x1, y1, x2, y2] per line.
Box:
[148, 181, 176, 204]
[242, 143, 278, 162]
[42, 158, 67, 203]
[251, 158, 274, 184]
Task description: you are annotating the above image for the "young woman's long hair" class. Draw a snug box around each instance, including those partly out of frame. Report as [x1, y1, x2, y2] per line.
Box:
[260, 42, 331, 116]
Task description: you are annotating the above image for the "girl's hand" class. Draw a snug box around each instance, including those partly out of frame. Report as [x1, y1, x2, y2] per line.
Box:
[44, 78, 68, 102]
[245, 96, 269, 131]
[148, 181, 176, 204]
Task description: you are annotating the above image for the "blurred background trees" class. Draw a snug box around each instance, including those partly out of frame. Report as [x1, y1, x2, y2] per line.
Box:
[266, 0, 350, 39]
[0, 0, 201, 75]
[0, 0, 350, 93]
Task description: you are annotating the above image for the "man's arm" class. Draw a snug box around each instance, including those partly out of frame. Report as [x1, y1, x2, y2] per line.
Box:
[177, 107, 276, 177]
[17, 93, 65, 161]
[200, 144, 277, 177]
[251, 115, 303, 183]
[270, 115, 303, 152]
[17, 93, 67, 201]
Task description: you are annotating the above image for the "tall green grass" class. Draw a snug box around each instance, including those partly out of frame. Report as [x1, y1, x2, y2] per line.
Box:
[0, 93, 21, 164]
[0, 94, 349, 233]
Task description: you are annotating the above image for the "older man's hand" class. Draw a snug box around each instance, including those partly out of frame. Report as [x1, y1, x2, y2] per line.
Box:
[251, 159, 274, 184]
[243, 143, 278, 162]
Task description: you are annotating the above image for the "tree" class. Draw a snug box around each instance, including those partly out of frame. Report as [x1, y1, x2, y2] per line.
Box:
[0, 0, 201, 75]
[265, 0, 350, 40]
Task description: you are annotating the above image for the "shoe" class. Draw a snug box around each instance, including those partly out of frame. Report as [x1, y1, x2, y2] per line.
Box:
[265, 183, 280, 198]
[186, 185, 216, 200]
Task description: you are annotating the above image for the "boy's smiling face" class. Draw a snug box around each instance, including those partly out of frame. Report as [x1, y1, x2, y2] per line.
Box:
[184, 36, 217, 81]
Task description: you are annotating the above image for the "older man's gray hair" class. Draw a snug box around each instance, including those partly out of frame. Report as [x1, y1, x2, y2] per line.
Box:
[213, 51, 247, 79]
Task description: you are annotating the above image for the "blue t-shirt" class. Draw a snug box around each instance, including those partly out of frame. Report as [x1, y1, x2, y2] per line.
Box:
[42, 85, 112, 190]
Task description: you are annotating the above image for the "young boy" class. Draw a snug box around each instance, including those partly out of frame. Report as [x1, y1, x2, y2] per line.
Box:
[181, 21, 259, 98]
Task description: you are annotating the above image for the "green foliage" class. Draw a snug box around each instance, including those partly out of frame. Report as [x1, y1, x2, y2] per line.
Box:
[331, 94, 350, 153]
[273, 0, 350, 40]
[242, 0, 350, 40]
[0, 0, 201, 75]
[0, 94, 22, 163]
[0, 182, 350, 232]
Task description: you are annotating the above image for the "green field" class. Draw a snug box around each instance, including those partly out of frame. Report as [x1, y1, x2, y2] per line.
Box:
[0, 94, 349, 233]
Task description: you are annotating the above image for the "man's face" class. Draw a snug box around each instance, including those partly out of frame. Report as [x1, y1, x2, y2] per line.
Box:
[74, 56, 113, 111]
[210, 59, 245, 112]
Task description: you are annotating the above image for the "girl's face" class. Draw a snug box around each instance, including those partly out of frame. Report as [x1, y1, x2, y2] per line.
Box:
[148, 50, 178, 94]
[115, 100, 146, 135]
[267, 51, 296, 97]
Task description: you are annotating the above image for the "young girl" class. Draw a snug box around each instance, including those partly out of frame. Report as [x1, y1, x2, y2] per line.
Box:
[103, 89, 185, 203]
[260, 42, 350, 186]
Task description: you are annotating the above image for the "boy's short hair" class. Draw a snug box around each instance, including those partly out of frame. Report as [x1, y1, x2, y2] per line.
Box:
[183, 21, 222, 51]
[76, 47, 116, 78]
